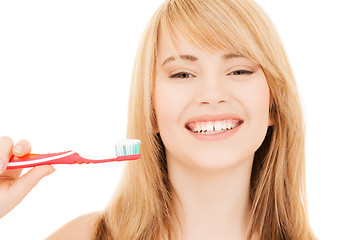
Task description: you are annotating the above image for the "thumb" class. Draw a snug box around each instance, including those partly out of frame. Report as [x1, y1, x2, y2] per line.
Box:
[10, 165, 55, 204]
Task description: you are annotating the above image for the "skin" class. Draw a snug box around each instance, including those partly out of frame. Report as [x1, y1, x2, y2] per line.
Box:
[0, 136, 97, 239]
[0, 136, 55, 219]
[154, 30, 272, 239]
[0, 30, 271, 239]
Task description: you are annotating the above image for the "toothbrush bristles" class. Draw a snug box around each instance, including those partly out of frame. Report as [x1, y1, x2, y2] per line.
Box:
[115, 139, 141, 156]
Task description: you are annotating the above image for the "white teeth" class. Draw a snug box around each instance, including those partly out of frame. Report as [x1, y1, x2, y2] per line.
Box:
[221, 121, 228, 130]
[227, 120, 233, 129]
[189, 120, 242, 134]
[207, 122, 214, 132]
[215, 121, 222, 131]
[196, 122, 203, 132]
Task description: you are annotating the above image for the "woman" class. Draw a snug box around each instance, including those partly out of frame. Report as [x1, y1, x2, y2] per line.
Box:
[0, 0, 317, 239]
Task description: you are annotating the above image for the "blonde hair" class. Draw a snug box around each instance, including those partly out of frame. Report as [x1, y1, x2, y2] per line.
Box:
[94, 0, 317, 239]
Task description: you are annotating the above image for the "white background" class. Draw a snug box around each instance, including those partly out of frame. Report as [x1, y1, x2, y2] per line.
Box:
[0, 0, 347, 239]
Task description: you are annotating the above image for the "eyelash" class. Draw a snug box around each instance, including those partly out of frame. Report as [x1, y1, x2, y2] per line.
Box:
[229, 70, 254, 76]
[169, 70, 254, 78]
[169, 72, 195, 78]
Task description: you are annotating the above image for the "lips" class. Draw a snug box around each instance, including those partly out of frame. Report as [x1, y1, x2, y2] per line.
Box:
[184, 113, 244, 141]
[186, 119, 243, 133]
[185, 113, 244, 130]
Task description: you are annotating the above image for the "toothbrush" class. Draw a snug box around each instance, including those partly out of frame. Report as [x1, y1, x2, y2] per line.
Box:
[6, 139, 141, 170]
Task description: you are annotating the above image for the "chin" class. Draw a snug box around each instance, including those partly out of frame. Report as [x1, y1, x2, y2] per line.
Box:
[185, 151, 254, 172]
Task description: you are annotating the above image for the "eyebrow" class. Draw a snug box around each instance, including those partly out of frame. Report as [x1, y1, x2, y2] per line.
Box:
[161, 53, 244, 66]
[161, 55, 197, 66]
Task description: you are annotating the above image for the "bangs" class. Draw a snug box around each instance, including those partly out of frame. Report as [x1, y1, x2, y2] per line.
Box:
[153, 0, 286, 117]
[158, 0, 264, 62]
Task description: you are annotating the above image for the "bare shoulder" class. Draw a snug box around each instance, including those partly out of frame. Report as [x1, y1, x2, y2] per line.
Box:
[46, 211, 101, 240]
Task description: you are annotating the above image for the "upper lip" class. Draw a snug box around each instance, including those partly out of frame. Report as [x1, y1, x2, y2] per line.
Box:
[185, 113, 244, 126]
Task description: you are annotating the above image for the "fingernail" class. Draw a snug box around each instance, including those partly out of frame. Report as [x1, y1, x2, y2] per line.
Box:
[13, 145, 23, 154]
[48, 168, 56, 175]
[43, 167, 56, 177]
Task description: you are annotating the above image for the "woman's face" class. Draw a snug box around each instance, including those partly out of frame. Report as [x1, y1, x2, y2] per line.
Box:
[154, 31, 272, 171]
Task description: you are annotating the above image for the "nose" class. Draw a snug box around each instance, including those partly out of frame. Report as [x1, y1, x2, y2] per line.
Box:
[196, 77, 230, 105]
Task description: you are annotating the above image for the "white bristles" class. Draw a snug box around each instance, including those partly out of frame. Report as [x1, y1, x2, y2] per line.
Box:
[115, 139, 141, 156]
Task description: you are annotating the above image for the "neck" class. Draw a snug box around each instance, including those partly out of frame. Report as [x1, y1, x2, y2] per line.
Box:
[168, 156, 254, 240]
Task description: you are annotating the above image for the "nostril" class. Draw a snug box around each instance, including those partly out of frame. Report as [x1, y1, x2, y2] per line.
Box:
[196, 86, 230, 104]
[199, 98, 228, 105]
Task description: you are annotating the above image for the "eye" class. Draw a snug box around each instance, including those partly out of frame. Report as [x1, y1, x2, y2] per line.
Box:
[169, 72, 196, 79]
[228, 70, 254, 76]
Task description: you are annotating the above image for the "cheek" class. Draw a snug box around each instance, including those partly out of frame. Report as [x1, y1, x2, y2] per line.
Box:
[232, 77, 270, 155]
[251, 85, 269, 121]
[240, 76, 270, 123]
[233, 74, 270, 145]
[154, 81, 186, 131]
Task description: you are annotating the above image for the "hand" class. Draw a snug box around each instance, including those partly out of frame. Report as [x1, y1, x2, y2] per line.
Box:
[0, 136, 55, 218]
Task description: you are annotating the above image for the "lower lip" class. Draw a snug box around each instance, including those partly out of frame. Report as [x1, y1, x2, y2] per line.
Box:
[186, 122, 243, 141]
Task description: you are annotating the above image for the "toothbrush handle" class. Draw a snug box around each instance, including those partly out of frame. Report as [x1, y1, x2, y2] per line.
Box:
[6, 151, 141, 170]
[7, 151, 78, 170]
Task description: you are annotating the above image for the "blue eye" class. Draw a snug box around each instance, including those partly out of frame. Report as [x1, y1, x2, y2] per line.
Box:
[169, 72, 195, 78]
[228, 70, 254, 76]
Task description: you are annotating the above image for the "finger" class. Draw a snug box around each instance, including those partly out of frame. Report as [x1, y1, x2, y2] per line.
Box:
[14, 165, 55, 191]
[9, 165, 55, 204]
[0, 169, 23, 180]
[0, 136, 14, 173]
[12, 139, 32, 157]
[1, 165, 55, 218]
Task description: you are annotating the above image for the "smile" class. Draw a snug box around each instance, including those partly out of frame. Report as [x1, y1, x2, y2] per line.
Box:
[185, 119, 243, 134]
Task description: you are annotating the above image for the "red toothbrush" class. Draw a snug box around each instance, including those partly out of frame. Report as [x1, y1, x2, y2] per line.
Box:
[6, 139, 141, 170]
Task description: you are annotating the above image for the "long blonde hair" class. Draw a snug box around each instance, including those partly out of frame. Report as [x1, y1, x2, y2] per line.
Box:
[94, 0, 317, 239]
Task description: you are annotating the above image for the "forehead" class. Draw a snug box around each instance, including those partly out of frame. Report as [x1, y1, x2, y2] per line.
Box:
[154, 0, 266, 67]
[157, 29, 192, 55]
[156, 28, 244, 65]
